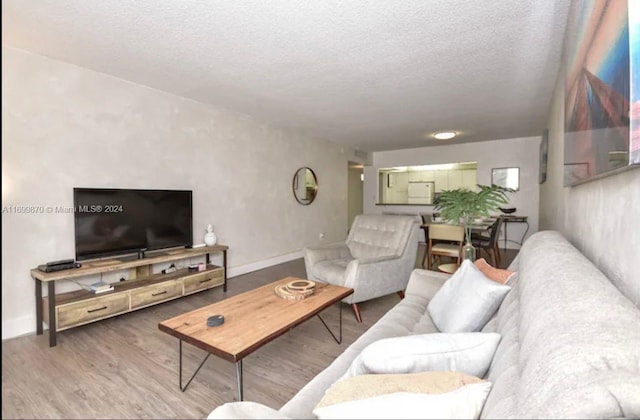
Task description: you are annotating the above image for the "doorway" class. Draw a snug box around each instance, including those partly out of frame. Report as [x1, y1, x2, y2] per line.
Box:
[348, 162, 364, 231]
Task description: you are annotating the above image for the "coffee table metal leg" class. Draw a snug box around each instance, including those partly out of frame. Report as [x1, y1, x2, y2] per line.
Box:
[236, 360, 243, 401]
[317, 301, 343, 344]
[179, 340, 211, 392]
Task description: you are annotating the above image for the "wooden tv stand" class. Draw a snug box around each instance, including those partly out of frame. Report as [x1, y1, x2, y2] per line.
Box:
[31, 245, 228, 347]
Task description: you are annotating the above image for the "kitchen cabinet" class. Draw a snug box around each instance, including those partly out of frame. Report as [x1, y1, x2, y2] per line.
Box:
[462, 169, 477, 189]
[434, 170, 449, 192]
[448, 170, 463, 190]
[408, 170, 435, 182]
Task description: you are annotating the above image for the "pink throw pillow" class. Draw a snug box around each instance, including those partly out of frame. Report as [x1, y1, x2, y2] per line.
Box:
[474, 258, 515, 284]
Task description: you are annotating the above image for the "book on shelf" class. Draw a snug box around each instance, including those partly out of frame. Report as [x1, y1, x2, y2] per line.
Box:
[88, 281, 113, 293]
[91, 285, 114, 294]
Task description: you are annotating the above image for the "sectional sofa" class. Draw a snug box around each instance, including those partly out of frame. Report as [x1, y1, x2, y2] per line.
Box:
[209, 230, 640, 419]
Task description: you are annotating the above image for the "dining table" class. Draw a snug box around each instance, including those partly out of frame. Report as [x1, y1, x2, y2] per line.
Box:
[420, 218, 495, 236]
[499, 215, 529, 251]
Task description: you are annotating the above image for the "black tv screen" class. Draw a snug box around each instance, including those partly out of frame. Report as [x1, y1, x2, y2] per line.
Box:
[73, 188, 193, 261]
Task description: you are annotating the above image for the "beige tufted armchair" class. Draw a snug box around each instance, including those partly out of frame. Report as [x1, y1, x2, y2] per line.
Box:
[303, 214, 420, 322]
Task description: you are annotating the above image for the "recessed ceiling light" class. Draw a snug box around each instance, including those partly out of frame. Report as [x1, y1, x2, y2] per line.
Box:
[433, 131, 457, 140]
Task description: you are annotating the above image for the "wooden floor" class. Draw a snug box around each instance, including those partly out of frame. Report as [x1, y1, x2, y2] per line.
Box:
[2, 246, 518, 419]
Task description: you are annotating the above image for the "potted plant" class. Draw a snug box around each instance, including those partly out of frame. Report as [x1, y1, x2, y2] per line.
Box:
[434, 184, 512, 261]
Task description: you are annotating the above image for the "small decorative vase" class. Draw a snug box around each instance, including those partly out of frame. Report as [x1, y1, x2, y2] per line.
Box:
[463, 242, 476, 262]
[204, 224, 217, 246]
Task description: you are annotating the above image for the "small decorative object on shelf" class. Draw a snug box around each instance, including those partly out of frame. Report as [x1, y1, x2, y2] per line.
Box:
[275, 279, 316, 300]
[204, 224, 217, 246]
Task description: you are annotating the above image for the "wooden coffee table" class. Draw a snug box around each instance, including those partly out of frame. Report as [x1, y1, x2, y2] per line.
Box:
[158, 277, 353, 401]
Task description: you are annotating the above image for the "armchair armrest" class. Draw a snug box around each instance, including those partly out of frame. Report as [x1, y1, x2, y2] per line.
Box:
[304, 242, 352, 283]
[208, 402, 292, 419]
[304, 242, 351, 268]
[353, 255, 399, 265]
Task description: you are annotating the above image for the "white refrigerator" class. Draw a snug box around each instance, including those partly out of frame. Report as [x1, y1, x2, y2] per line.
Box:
[407, 181, 435, 204]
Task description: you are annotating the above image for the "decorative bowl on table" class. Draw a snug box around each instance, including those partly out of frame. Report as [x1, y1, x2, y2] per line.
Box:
[499, 207, 516, 214]
[274, 280, 316, 300]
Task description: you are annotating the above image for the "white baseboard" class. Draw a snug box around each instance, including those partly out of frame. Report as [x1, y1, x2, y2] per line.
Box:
[2, 250, 305, 341]
[227, 249, 304, 278]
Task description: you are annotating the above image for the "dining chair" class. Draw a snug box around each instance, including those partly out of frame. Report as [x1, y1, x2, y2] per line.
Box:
[471, 217, 503, 267]
[425, 224, 465, 270]
[418, 213, 433, 264]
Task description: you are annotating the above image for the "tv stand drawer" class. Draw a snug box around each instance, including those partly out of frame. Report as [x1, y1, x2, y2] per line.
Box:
[57, 293, 130, 330]
[183, 269, 224, 294]
[131, 280, 181, 309]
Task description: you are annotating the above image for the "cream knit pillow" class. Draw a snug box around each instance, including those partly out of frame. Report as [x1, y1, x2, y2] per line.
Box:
[313, 371, 491, 419]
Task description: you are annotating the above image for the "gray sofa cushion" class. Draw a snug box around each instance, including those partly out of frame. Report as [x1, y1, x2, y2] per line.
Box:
[481, 231, 640, 419]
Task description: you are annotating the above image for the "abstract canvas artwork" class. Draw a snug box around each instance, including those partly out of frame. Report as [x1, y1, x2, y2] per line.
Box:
[631, 2, 640, 164]
[563, 0, 639, 186]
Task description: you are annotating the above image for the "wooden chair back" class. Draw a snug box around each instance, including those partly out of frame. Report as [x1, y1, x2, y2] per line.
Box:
[429, 224, 465, 242]
[425, 224, 465, 270]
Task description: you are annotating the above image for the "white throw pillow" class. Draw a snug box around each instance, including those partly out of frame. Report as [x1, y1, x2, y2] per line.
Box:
[346, 332, 501, 378]
[313, 383, 492, 419]
[428, 259, 511, 332]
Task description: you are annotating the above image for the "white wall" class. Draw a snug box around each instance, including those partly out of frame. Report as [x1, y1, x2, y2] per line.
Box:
[539, 68, 640, 307]
[1, 47, 362, 339]
[363, 137, 541, 249]
[538, 72, 567, 233]
[347, 166, 363, 230]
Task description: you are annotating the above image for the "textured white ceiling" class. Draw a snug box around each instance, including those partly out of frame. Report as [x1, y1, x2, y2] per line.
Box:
[2, 0, 570, 152]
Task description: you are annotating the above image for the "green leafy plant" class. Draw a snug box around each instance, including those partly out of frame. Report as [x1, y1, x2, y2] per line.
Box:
[434, 184, 512, 244]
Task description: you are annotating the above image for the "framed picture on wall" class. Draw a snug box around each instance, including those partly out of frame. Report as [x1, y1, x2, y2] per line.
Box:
[564, 162, 591, 185]
[492, 167, 520, 191]
[563, 0, 637, 186]
[539, 129, 549, 184]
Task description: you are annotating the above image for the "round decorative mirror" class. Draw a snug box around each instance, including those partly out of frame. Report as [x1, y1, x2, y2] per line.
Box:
[292, 167, 318, 205]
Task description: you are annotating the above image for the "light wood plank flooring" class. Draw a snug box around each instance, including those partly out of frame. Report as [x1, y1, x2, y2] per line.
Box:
[2, 246, 518, 419]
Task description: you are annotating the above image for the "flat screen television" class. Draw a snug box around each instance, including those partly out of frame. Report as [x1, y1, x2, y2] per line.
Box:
[73, 188, 193, 261]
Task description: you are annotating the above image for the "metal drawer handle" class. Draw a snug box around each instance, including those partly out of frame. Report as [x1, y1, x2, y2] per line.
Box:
[87, 306, 108, 313]
[152, 291, 168, 297]
[199, 278, 212, 284]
